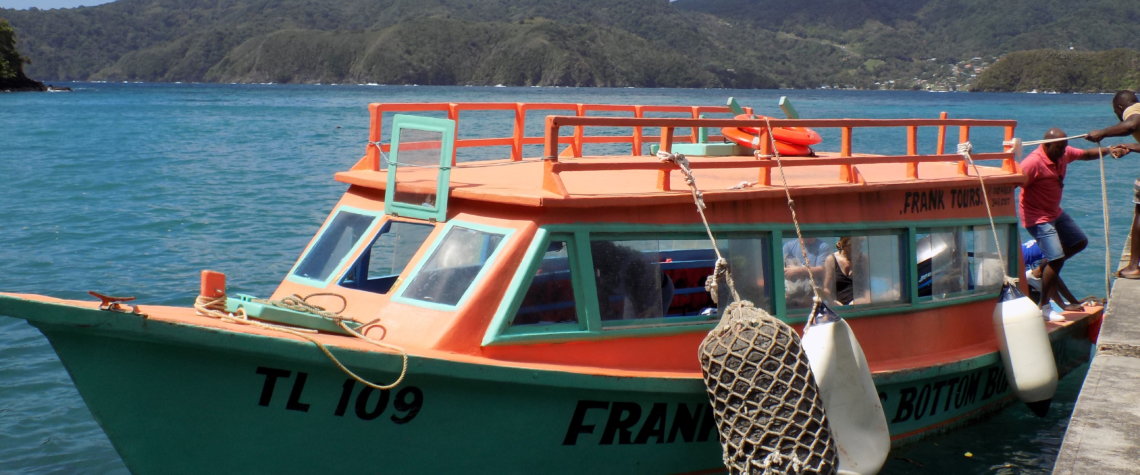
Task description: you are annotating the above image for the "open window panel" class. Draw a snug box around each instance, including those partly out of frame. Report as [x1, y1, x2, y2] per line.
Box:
[384, 114, 455, 222]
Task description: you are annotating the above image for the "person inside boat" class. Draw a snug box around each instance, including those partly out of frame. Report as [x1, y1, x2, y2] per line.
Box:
[1086, 90, 1140, 279]
[823, 236, 855, 305]
[783, 237, 832, 308]
[1021, 239, 1078, 308]
[590, 240, 674, 319]
[1020, 128, 1124, 318]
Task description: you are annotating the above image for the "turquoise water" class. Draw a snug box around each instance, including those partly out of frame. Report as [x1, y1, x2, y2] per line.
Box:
[0, 83, 1131, 473]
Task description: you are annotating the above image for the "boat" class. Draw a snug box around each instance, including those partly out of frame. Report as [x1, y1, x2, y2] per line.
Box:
[0, 101, 1103, 472]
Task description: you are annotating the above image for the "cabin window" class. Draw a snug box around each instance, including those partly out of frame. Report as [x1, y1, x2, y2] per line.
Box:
[917, 228, 968, 298]
[401, 225, 505, 306]
[784, 234, 906, 308]
[339, 220, 435, 294]
[967, 224, 1008, 294]
[917, 225, 1010, 300]
[714, 237, 773, 313]
[782, 236, 833, 309]
[512, 239, 579, 326]
[292, 210, 376, 284]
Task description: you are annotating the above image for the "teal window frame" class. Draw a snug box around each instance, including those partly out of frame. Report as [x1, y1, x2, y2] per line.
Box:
[287, 206, 384, 287]
[392, 220, 514, 310]
[484, 218, 1020, 346]
[384, 114, 455, 222]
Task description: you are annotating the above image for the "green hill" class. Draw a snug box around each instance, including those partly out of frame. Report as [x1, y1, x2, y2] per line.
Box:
[0, 18, 45, 91]
[2, 0, 1138, 90]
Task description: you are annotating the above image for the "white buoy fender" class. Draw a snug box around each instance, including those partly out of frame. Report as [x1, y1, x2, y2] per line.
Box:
[993, 282, 1058, 417]
[802, 301, 890, 475]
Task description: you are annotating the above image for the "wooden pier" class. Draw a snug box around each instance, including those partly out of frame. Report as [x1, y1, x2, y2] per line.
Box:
[1054, 245, 1140, 473]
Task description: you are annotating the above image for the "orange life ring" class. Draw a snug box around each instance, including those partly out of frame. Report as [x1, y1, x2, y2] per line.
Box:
[736, 114, 822, 146]
[721, 126, 815, 156]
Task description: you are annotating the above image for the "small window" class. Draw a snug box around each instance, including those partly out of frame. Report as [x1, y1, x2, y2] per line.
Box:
[292, 211, 376, 283]
[917, 228, 969, 299]
[340, 220, 434, 294]
[823, 234, 907, 307]
[968, 224, 1008, 293]
[512, 240, 578, 326]
[782, 236, 834, 309]
[401, 226, 505, 306]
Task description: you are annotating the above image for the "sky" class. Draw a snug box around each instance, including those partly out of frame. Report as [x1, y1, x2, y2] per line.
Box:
[0, 0, 115, 9]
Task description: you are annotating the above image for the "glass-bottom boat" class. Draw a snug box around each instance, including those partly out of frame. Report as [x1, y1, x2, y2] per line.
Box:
[0, 101, 1101, 473]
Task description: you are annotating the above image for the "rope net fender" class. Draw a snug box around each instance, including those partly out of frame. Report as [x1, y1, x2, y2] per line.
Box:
[698, 300, 837, 474]
[658, 150, 837, 474]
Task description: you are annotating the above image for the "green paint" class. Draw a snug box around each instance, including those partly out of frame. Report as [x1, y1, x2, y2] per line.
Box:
[383, 114, 455, 222]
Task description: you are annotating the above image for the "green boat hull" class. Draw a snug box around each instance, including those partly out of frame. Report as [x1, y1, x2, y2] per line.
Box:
[4, 295, 1096, 473]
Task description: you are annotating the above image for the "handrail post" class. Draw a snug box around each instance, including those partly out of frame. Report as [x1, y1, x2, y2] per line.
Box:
[364, 103, 384, 171]
[511, 103, 525, 161]
[660, 126, 674, 153]
[957, 125, 970, 175]
[936, 111, 948, 154]
[906, 125, 919, 179]
[448, 103, 460, 166]
[840, 126, 854, 183]
[633, 106, 644, 155]
[1002, 125, 1017, 172]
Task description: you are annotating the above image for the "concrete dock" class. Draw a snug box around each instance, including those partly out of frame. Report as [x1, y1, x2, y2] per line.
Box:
[1054, 249, 1140, 473]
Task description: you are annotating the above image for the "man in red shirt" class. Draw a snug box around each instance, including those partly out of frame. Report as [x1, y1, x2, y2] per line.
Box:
[1086, 90, 1140, 279]
[1020, 128, 1125, 317]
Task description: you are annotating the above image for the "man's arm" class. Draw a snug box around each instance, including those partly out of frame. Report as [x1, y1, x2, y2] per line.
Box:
[1078, 145, 1121, 160]
[1087, 115, 1140, 142]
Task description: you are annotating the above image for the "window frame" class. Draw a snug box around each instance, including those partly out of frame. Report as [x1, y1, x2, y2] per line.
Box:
[392, 220, 514, 310]
[286, 206, 383, 287]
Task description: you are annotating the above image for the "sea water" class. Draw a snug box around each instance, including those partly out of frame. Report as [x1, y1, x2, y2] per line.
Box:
[0, 83, 1130, 473]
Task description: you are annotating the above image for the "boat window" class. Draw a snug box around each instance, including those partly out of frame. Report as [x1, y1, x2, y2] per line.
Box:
[339, 220, 435, 294]
[917, 224, 1011, 300]
[967, 224, 1008, 294]
[782, 236, 835, 309]
[713, 237, 773, 313]
[401, 225, 505, 306]
[917, 228, 969, 299]
[292, 210, 376, 284]
[825, 234, 907, 307]
[512, 239, 579, 326]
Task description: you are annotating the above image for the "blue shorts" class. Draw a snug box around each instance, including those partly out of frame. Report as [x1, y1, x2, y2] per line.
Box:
[1025, 212, 1086, 262]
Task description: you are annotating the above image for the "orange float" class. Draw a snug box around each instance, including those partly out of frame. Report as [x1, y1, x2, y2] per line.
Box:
[721, 113, 822, 156]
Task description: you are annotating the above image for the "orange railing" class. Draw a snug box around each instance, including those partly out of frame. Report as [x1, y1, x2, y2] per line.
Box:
[539, 115, 1018, 196]
[354, 102, 1018, 197]
[357, 102, 743, 170]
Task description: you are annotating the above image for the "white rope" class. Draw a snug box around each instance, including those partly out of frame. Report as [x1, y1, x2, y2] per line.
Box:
[1095, 145, 1112, 297]
[1013, 134, 1088, 146]
[957, 142, 1011, 285]
[763, 117, 825, 307]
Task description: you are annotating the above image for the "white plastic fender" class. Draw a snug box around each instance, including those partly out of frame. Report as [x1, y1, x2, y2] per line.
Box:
[993, 283, 1058, 417]
[802, 301, 890, 475]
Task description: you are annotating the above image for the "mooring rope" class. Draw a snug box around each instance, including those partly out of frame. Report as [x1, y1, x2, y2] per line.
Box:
[1015, 133, 1088, 146]
[1093, 144, 1113, 297]
[194, 293, 409, 390]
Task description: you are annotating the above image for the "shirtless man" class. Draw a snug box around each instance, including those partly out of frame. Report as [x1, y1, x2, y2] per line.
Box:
[1087, 90, 1140, 279]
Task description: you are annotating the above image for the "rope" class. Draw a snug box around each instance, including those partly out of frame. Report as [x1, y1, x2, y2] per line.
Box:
[957, 142, 1010, 286]
[1014, 134, 1088, 146]
[195, 293, 408, 390]
[1094, 144, 1112, 297]
[657, 150, 740, 303]
[762, 116, 825, 309]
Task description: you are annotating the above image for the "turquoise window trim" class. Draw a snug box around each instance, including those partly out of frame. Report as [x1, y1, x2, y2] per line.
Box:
[391, 220, 514, 311]
[384, 114, 455, 222]
[482, 217, 1022, 346]
[286, 205, 384, 288]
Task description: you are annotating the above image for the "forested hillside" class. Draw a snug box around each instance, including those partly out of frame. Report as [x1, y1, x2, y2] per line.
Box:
[0, 18, 45, 91]
[2, 0, 1138, 90]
